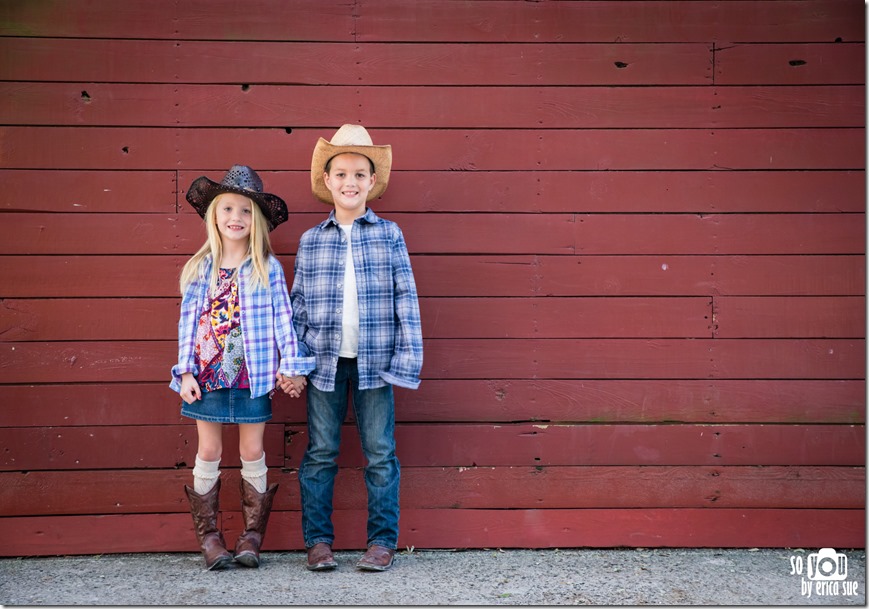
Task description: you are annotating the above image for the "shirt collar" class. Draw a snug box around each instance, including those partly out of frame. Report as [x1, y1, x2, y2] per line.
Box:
[318, 207, 380, 230]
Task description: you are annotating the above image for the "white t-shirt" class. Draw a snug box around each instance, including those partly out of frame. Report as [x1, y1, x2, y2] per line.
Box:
[338, 224, 359, 357]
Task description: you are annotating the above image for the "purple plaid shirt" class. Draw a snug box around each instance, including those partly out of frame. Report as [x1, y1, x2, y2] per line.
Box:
[170, 254, 315, 399]
[290, 208, 423, 392]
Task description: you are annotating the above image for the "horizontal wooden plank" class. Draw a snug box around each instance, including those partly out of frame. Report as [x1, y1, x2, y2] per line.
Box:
[1, 338, 863, 384]
[0, 214, 202, 255]
[0, 170, 176, 213]
[716, 42, 866, 85]
[0, 0, 356, 41]
[536, 255, 865, 297]
[0, 299, 180, 341]
[708, 255, 866, 296]
[11, 213, 861, 256]
[183, 169, 863, 214]
[425, 298, 713, 339]
[1, 128, 863, 171]
[2, 421, 865, 472]
[0, 424, 285, 471]
[0, 384, 188, 427]
[3, 0, 861, 44]
[423, 338, 865, 380]
[287, 423, 866, 468]
[2, 466, 862, 516]
[2, 507, 864, 555]
[13, 169, 860, 214]
[7, 169, 862, 215]
[0, 513, 198, 556]
[0, 297, 713, 341]
[4, 84, 862, 129]
[0, 256, 185, 297]
[575, 214, 865, 255]
[2, 379, 863, 427]
[1, 423, 863, 471]
[530, 129, 866, 172]
[0, 213, 579, 255]
[356, 1, 864, 43]
[714, 296, 866, 338]
[0, 38, 714, 86]
[1, 255, 863, 298]
[398, 379, 866, 425]
[0, 341, 176, 384]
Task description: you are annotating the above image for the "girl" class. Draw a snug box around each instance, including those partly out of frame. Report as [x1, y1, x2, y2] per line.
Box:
[170, 165, 313, 570]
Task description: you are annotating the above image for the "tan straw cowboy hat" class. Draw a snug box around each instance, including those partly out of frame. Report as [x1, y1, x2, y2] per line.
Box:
[311, 124, 392, 204]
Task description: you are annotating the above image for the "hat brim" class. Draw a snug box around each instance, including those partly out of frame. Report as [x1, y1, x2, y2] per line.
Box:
[311, 138, 392, 205]
[185, 177, 288, 231]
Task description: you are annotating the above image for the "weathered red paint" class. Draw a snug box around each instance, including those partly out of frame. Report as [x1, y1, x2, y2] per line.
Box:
[0, 0, 863, 556]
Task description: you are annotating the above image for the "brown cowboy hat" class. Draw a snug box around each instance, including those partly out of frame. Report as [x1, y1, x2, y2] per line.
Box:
[311, 124, 392, 205]
[186, 165, 288, 231]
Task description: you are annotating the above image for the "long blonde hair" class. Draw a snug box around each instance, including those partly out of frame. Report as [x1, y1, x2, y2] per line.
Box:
[179, 193, 274, 296]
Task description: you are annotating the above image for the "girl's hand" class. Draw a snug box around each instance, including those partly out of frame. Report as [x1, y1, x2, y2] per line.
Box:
[179, 373, 202, 405]
[288, 375, 307, 396]
[276, 373, 306, 398]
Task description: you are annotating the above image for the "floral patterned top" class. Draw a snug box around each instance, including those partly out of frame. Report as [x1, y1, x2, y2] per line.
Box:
[194, 268, 250, 391]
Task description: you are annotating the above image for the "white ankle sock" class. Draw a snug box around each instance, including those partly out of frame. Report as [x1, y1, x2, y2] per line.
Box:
[192, 455, 220, 495]
[240, 452, 268, 493]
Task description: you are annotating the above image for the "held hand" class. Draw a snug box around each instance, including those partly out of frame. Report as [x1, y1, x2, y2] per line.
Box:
[179, 373, 202, 405]
[276, 373, 307, 398]
[289, 375, 307, 397]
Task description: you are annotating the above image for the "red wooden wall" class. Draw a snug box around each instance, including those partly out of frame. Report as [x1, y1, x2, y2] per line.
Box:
[0, 0, 865, 556]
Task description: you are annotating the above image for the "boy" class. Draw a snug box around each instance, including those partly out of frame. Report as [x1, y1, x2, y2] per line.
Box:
[288, 124, 423, 572]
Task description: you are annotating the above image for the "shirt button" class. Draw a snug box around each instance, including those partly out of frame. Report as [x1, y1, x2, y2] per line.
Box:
[337, 282, 343, 288]
[336, 308, 342, 314]
[339, 260, 345, 266]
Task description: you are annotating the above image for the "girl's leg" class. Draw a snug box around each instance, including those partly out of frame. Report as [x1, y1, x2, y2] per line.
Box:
[186, 419, 232, 570]
[193, 420, 223, 494]
[239, 422, 267, 492]
[235, 422, 277, 568]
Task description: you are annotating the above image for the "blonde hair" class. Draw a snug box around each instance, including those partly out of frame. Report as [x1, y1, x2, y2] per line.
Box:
[179, 193, 274, 296]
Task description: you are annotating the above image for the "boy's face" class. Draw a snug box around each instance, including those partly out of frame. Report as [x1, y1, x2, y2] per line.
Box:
[323, 152, 376, 220]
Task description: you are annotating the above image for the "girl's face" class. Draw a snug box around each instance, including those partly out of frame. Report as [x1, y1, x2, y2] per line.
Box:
[214, 193, 253, 243]
[324, 152, 376, 220]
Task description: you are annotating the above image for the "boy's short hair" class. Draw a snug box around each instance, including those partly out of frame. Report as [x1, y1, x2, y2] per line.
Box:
[325, 153, 375, 175]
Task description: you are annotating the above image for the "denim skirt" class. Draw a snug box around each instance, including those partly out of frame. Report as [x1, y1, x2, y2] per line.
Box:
[181, 388, 272, 423]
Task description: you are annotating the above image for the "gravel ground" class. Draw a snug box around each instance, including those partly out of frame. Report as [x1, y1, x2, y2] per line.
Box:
[0, 548, 864, 606]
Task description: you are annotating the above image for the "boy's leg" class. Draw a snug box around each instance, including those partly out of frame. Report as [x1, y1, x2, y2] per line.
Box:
[298, 359, 351, 549]
[350, 366, 400, 552]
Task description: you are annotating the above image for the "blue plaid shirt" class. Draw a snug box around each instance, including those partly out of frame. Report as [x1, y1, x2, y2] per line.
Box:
[170, 254, 315, 399]
[290, 208, 423, 392]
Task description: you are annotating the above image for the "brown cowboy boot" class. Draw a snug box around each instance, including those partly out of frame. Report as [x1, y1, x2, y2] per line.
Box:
[233, 479, 279, 568]
[184, 479, 233, 570]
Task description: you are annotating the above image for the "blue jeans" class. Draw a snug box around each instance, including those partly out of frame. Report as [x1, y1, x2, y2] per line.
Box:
[299, 357, 400, 550]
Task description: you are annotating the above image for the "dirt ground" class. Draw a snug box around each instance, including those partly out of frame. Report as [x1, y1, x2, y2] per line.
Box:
[0, 547, 865, 606]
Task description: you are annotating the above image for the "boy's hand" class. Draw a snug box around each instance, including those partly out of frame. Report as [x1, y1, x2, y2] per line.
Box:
[179, 373, 201, 405]
[276, 373, 307, 398]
